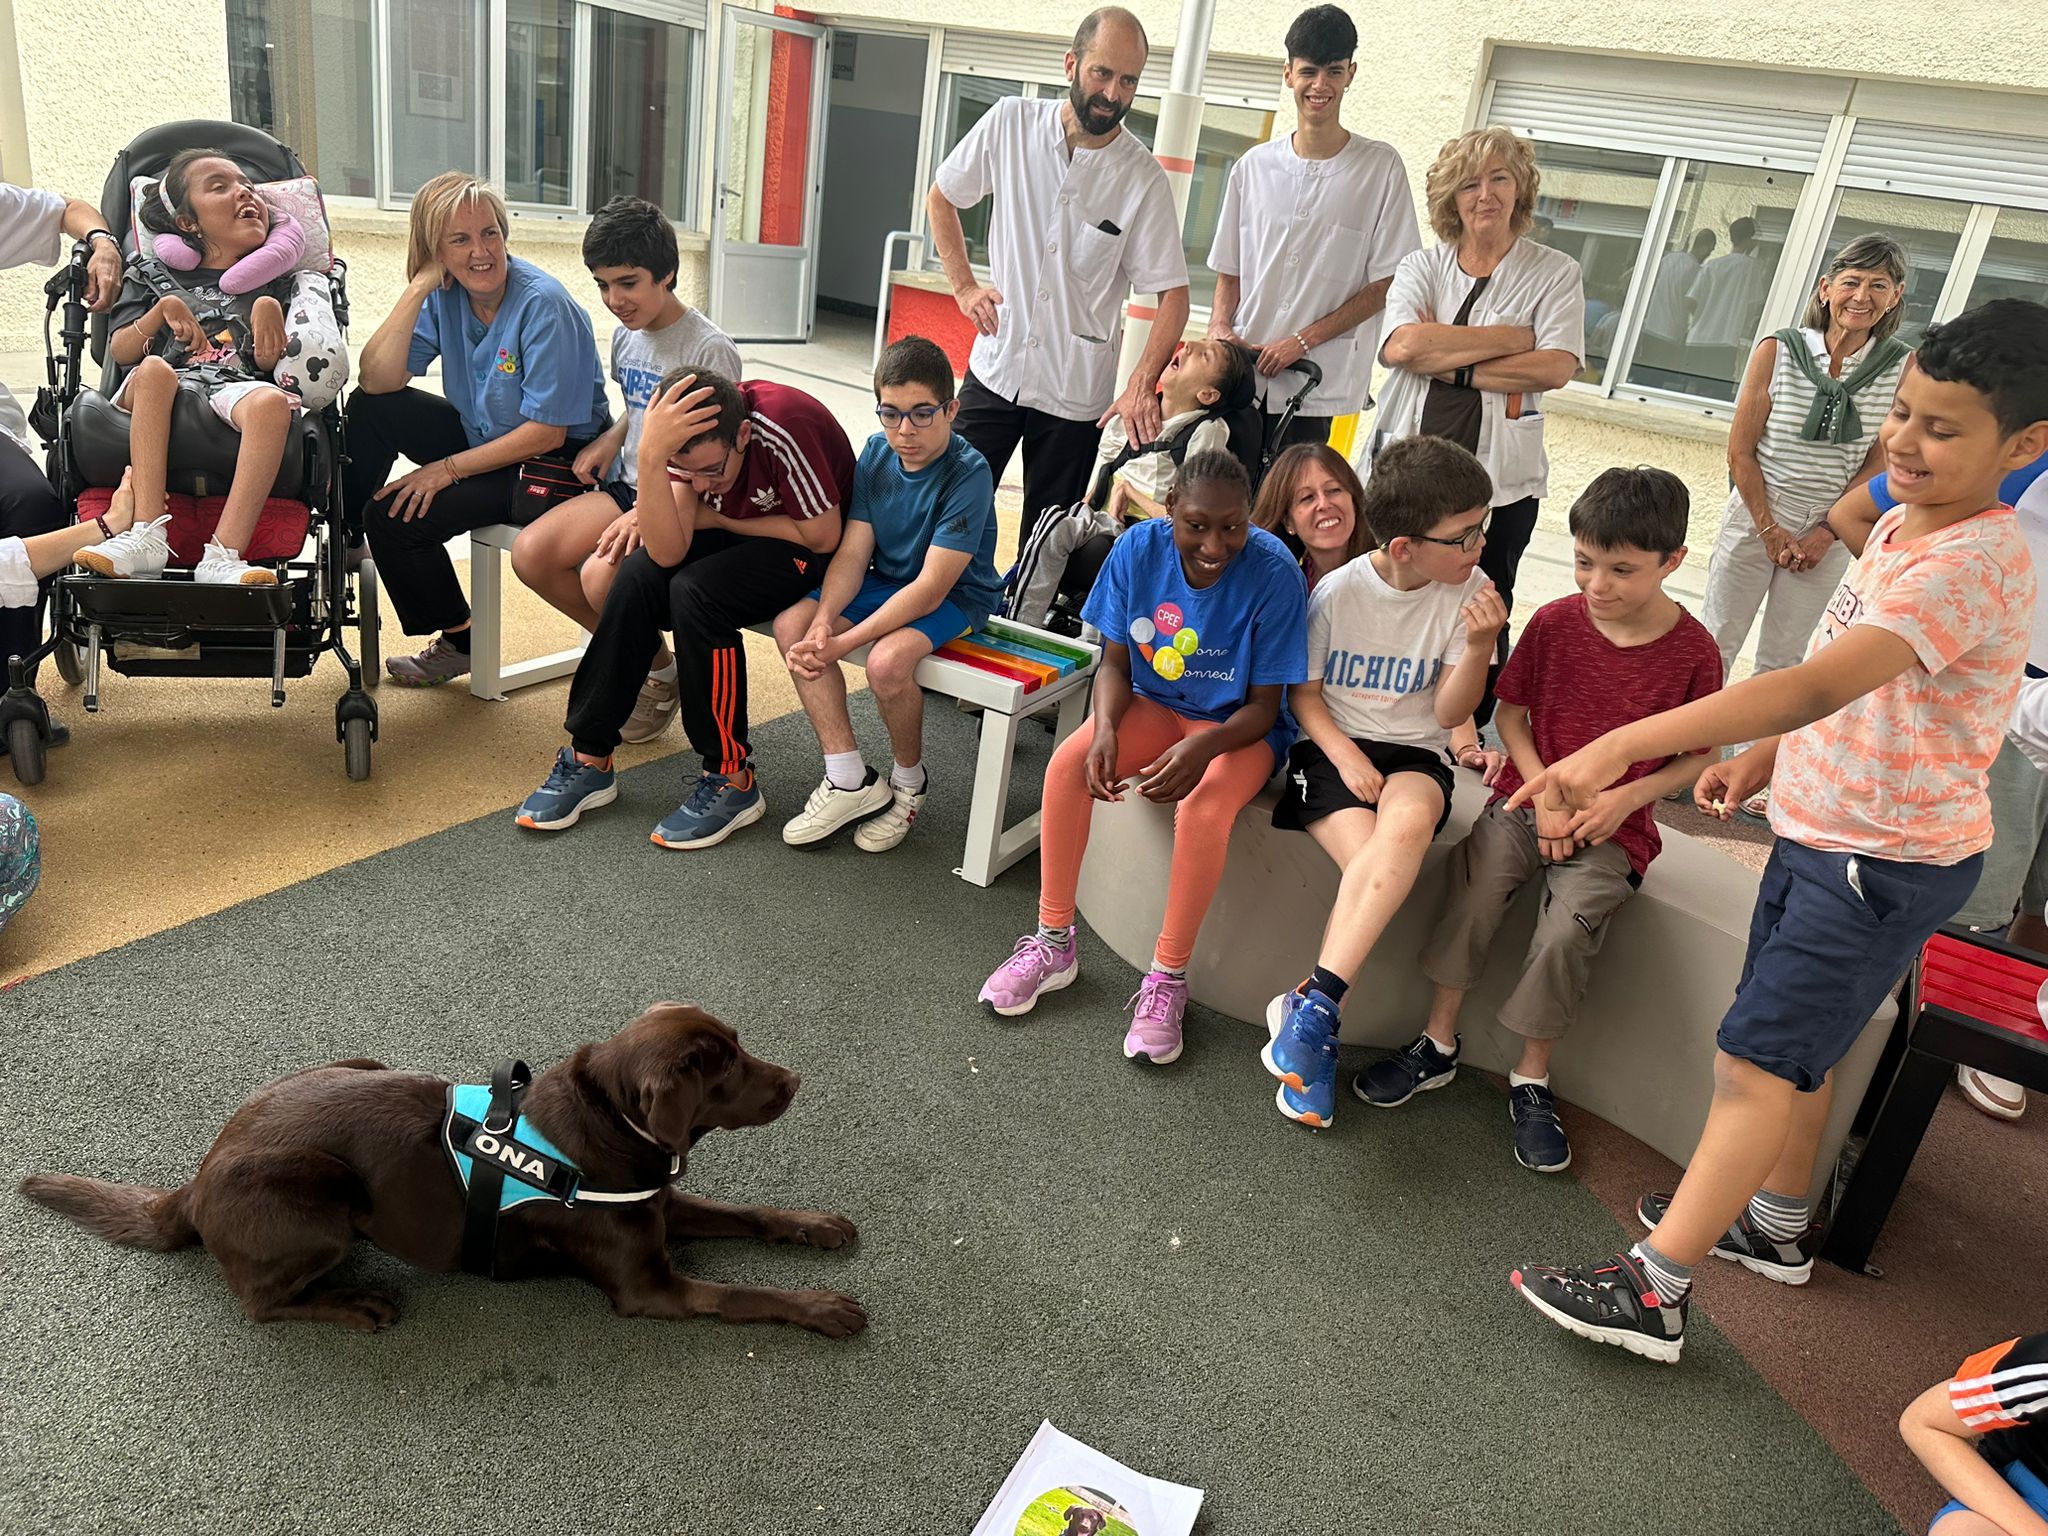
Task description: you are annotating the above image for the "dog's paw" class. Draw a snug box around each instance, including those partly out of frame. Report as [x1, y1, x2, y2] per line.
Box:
[793, 1289, 867, 1339]
[329, 1289, 402, 1331]
[774, 1209, 857, 1249]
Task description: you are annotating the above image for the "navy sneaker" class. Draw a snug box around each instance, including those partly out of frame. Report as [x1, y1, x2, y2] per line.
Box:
[1509, 1082, 1572, 1173]
[1511, 1250, 1688, 1365]
[1353, 1031, 1459, 1107]
[651, 769, 766, 850]
[1636, 1192, 1814, 1286]
[1262, 989, 1341, 1127]
[516, 748, 617, 831]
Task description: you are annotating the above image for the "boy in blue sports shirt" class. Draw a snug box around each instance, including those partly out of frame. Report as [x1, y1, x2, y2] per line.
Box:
[772, 336, 1003, 853]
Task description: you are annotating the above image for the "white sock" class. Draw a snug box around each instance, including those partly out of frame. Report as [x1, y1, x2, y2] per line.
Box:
[891, 759, 926, 794]
[650, 659, 678, 684]
[1509, 1071, 1550, 1089]
[824, 752, 866, 792]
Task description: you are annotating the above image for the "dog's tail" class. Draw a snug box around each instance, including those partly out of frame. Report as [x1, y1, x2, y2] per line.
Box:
[19, 1174, 199, 1251]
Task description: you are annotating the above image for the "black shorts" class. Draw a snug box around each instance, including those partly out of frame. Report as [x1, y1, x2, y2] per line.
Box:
[1274, 736, 1455, 833]
[601, 478, 636, 512]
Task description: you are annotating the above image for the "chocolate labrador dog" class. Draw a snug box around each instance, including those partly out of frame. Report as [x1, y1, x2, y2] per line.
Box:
[20, 1003, 865, 1337]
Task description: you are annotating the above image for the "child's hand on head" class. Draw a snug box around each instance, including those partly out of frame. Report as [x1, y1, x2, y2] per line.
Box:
[1460, 581, 1509, 648]
[641, 377, 716, 460]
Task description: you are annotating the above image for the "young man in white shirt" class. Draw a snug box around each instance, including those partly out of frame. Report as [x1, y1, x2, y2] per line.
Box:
[1207, 5, 1420, 453]
[926, 5, 1192, 546]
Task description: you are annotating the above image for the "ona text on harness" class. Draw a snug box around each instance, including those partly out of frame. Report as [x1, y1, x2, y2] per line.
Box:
[442, 1058, 679, 1278]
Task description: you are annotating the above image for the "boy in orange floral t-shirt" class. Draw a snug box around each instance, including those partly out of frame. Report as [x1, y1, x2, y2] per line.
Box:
[1502, 298, 2048, 1365]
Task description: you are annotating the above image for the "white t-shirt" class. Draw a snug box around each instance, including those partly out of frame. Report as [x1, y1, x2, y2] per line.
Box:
[1307, 552, 1486, 748]
[1643, 250, 1702, 343]
[934, 97, 1188, 422]
[1207, 133, 1420, 415]
[1688, 248, 1770, 351]
[1093, 407, 1229, 504]
[1372, 238, 1585, 506]
[611, 308, 742, 486]
[0, 182, 69, 455]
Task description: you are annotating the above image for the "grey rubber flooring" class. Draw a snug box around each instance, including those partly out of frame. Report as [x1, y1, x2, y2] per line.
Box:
[0, 702, 1901, 1535]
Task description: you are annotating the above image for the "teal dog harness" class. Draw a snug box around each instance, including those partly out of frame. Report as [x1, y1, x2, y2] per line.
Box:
[441, 1059, 678, 1277]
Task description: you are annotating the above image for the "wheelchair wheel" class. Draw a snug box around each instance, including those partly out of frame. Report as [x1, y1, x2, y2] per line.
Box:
[358, 556, 381, 689]
[343, 716, 372, 781]
[52, 640, 86, 687]
[5, 717, 45, 787]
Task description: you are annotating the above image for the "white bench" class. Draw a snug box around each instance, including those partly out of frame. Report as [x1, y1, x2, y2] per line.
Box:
[466, 523, 589, 702]
[1074, 775, 1895, 1202]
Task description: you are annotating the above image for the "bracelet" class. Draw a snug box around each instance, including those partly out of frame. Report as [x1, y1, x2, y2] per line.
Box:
[94, 514, 112, 541]
[84, 229, 117, 250]
[1456, 744, 1484, 765]
[1293, 330, 1311, 353]
[443, 457, 464, 483]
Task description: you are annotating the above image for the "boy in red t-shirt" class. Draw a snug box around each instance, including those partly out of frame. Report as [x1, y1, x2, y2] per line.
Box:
[1366, 467, 1720, 1174]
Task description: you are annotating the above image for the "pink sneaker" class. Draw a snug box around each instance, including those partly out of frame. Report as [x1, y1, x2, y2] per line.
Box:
[979, 933, 1078, 1017]
[1123, 970, 1187, 1065]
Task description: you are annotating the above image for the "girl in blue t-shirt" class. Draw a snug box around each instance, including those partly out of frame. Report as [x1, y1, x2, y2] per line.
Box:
[976, 451, 1310, 1066]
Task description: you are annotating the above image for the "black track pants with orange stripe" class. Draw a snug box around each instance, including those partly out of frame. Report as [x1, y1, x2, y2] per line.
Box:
[565, 529, 824, 771]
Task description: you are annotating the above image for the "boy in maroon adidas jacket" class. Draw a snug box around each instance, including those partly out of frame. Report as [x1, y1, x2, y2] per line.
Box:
[1363, 467, 1721, 1173]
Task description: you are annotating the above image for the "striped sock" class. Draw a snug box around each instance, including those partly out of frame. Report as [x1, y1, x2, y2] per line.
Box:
[1630, 1239, 1693, 1303]
[1037, 923, 1074, 949]
[1747, 1188, 1811, 1242]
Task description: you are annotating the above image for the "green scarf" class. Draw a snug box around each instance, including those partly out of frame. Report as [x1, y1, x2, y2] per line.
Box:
[1776, 327, 1912, 445]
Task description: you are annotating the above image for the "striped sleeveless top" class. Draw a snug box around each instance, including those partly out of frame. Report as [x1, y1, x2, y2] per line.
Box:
[1755, 327, 1911, 526]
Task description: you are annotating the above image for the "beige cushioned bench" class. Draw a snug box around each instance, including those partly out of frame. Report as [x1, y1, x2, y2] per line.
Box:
[1074, 774, 1894, 1201]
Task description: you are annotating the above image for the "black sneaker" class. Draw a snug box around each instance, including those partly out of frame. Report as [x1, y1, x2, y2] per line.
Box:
[1511, 1250, 1687, 1364]
[1635, 1192, 1814, 1286]
[1352, 1031, 1459, 1107]
[1509, 1083, 1571, 1172]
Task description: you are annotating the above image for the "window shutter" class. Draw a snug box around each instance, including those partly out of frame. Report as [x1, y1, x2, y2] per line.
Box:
[1838, 121, 2048, 214]
[941, 30, 1278, 105]
[1486, 80, 1829, 172]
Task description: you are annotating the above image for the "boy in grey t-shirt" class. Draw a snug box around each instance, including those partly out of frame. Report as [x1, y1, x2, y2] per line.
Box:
[510, 197, 741, 742]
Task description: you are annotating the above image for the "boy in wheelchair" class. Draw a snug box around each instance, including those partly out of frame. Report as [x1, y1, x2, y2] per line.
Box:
[70, 149, 344, 586]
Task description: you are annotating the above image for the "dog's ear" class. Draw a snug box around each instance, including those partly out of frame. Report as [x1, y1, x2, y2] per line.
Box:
[639, 1019, 739, 1148]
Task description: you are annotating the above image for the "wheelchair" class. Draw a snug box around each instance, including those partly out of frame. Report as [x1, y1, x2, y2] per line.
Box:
[1, 119, 380, 787]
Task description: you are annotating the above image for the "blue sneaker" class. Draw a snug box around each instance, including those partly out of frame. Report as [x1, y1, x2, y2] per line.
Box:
[516, 748, 617, 831]
[1261, 989, 1341, 1127]
[651, 769, 767, 850]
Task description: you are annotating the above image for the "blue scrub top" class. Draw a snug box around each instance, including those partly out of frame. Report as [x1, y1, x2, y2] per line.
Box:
[407, 254, 609, 449]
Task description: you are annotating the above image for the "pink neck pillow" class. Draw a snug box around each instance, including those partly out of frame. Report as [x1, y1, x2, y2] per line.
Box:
[142, 176, 331, 294]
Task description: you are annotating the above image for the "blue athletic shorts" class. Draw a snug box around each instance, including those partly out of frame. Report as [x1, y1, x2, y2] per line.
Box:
[1930, 1457, 2048, 1530]
[809, 573, 973, 654]
[1719, 837, 1981, 1091]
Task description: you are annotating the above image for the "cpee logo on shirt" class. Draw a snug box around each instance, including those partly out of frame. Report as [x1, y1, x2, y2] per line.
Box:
[1129, 601, 1236, 683]
[495, 347, 520, 376]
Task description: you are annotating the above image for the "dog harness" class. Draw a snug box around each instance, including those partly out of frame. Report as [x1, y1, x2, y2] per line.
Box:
[441, 1059, 678, 1278]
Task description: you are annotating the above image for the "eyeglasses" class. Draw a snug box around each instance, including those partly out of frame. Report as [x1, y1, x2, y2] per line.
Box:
[875, 403, 945, 429]
[1404, 511, 1490, 553]
[671, 444, 735, 489]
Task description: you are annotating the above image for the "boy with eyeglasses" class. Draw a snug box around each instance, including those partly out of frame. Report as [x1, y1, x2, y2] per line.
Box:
[771, 337, 1002, 852]
[1259, 435, 1506, 1127]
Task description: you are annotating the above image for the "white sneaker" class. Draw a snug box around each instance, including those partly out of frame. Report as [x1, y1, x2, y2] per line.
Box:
[1958, 1065, 2026, 1121]
[781, 769, 891, 846]
[854, 778, 927, 853]
[74, 514, 173, 578]
[193, 540, 279, 586]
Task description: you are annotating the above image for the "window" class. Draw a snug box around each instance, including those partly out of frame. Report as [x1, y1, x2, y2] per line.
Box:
[224, 0, 705, 225]
[1624, 162, 1807, 403]
[1524, 142, 1662, 385]
[1123, 100, 1274, 310]
[935, 75, 1027, 267]
[1806, 190, 1972, 348]
[1968, 208, 2048, 309]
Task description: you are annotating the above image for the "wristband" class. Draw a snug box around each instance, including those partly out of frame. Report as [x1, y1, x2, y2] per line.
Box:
[444, 457, 464, 483]
[84, 229, 118, 250]
[94, 514, 113, 541]
[1293, 331, 1311, 353]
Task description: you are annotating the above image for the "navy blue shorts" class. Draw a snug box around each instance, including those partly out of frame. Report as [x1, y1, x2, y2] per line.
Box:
[601, 479, 635, 512]
[1719, 837, 1981, 1091]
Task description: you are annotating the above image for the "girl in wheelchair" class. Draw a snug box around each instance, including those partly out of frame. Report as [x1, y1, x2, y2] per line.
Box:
[71, 150, 340, 586]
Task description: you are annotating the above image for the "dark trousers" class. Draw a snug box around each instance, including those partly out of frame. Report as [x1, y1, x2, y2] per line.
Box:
[0, 434, 65, 670]
[1475, 494, 1542, 729]
[564, 529, 825, 774]
[953, 370, 1101, 550]
[1264, 410, 1332, 455]
[343, 387, 536, 635]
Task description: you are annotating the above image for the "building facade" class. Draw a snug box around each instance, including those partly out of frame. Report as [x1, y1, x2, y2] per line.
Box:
[2, 0, 2044, 525]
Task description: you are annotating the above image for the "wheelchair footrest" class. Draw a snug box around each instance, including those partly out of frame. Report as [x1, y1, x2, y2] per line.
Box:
[75, 489, 310, 566]
[60, 573, 297, 632]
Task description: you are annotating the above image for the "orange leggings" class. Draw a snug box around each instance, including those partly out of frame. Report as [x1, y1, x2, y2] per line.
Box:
[1039, 694, 1276, 973]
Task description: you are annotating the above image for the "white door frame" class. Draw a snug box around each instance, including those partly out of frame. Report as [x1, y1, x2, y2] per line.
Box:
[709, 9, 830, 340]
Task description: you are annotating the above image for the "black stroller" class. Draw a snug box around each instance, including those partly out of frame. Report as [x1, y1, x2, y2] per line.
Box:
[1005, 357, 1323, 638]
[1, 120, 379, 787]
